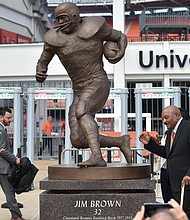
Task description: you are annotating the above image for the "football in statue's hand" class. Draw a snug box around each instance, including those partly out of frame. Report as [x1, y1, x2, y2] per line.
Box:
[103, 41, 119, 59]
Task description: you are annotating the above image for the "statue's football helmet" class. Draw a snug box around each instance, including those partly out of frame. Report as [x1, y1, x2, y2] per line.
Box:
[54, 2, 80, 33]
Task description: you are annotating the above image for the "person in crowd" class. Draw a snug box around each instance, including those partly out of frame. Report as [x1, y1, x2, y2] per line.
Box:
[139, 105, 190, 218]
[0, 107, 25, 220]
[38, 115, 53, 157]
[133, 199, 188, 220]
[35, 2, 132, 167]
[159, 107, 190, 203]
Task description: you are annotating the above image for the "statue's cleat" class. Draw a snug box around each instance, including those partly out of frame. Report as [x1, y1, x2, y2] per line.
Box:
[120, 135, 132, 164]
[77, 156, 107, 167]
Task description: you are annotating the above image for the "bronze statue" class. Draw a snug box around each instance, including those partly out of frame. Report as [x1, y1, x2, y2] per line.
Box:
[36, 2, 132, 167]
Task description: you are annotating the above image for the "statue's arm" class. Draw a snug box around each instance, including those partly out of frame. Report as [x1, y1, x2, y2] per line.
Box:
[100, 22, 128, 64]
[36, 43, 55, 83]
[117, 32, 128, 58]
[106, 30, 127, 64]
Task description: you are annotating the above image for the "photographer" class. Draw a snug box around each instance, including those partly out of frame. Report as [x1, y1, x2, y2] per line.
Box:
[133, 199, 188, 220]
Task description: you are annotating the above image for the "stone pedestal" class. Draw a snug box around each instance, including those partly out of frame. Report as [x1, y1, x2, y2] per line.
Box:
[40, 164, 156, 220]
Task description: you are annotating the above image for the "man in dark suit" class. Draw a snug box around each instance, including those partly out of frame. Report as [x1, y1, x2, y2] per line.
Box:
[139, 105, 190, 218]
[0, 107, 25, 220]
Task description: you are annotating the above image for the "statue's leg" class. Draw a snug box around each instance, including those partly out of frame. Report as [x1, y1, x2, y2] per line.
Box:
[77, 113, 107, 167]
[99, 134, 132, 164]
[75, 76, 110, 167]
[69, 97, 88, 148]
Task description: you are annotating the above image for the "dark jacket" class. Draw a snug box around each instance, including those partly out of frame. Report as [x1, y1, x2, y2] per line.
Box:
[0, 123, 17, 174]
[145, 119, 190, 193]
[7, 157, 39, 194]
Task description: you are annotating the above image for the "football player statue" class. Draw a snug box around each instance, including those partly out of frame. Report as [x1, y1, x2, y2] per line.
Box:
[36, 2, 132, 167]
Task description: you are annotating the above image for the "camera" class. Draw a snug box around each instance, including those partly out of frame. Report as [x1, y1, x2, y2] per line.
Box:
[144, 203, 172, 218]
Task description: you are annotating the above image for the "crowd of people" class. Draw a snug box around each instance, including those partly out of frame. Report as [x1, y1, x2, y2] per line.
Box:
[1, 105, 190, 219]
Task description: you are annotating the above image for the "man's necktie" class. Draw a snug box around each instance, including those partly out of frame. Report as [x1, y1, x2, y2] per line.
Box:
[170, 130, 175, 150]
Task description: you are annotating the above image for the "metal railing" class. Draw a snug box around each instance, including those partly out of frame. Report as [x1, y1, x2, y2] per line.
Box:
[139, 7, 190, 33]
[47, 0, 112, 4]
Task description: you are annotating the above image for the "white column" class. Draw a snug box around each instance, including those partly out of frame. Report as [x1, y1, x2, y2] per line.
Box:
[112, 0, 126, 132]
[113, 0, 126, 89]
[27, 88, 35, 163]
[163, 42, 171, 108]
[163, 74, 170, 107]
[13, 87, 22, 156]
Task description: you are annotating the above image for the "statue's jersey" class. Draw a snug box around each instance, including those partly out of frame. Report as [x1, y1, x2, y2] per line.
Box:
[39, 17, 121, 92]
